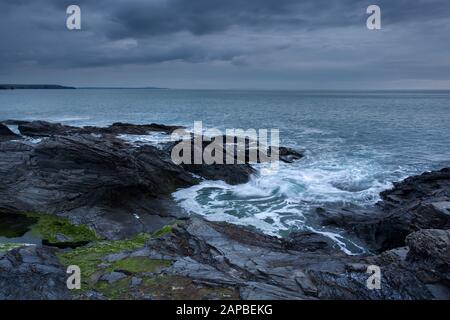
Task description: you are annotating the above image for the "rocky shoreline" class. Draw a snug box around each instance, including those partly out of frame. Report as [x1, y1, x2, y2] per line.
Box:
[0, 120, 449, 300]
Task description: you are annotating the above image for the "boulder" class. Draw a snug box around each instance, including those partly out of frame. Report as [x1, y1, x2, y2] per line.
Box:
[319, 168, 450, 252]
[15, 120, 184, 137]
[0, 245, 71, 300]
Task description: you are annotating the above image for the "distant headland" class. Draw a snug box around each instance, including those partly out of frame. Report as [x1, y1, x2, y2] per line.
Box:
[0, 84, 76, 90]
[0, 84, 168, 90]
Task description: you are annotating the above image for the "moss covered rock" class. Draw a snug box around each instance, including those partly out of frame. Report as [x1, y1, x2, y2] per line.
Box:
[109, 256, 171, 274]
[27, 213, 101, 248]
[0, 243, 26, 252]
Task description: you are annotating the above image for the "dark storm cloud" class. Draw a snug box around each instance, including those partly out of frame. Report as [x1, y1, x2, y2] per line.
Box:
[76, 0, 450, 39]
[1, 0, 450, 88]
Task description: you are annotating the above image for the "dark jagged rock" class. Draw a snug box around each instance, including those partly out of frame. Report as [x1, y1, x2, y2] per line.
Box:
[286, 230, 339, 253]
[10, 120, 299, 185]
[404, 229, 450, 284]
[182, 163, 255, 185]
[139, 218, 331, 299]
[1, 120, 449, 300]
[18, 120, 80, 137]
[18, 121, 80, 137]
[380, 168, 450, 207]
[1, 119, 30, 126]
[367, 229, 450, 299]
[3, 218, 449, 300]
[169, 134, 303, 164]
[278, 146, 304, 163]
[216, 136, 304, 164]
[99, 122, 184, 134]
[166, 134, 303, 184]
[15, 120, 184, 137]
[0, 245, 71, 300]
[0, 122, 256, 238]
[122, 218, 449, 299]
[0, 134, 196, 239]
[168, 135, 257, 185]
[318, 168, 450, 252]
[0, 123, 20, 141]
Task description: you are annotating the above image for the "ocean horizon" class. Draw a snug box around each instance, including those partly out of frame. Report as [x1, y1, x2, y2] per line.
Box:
[2, 0, 450, 301]
[2, 88, 450, 253]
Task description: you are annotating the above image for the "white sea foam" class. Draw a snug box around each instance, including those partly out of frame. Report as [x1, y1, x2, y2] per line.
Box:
[3, 90, 449, 255]
[47, 116, 92, 123]
[305, 226, 366, 255]
[6, 124, 47, 145]
[117, 132, 172, 149]
[173, 148, 395, 254]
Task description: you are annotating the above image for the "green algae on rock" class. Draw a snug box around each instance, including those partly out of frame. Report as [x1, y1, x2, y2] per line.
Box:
[0, 212, 38, 238]
[139, 275, 239, 300]
[57, 233, 151, 289]
[0, 243, 27, 252]
[152, 221, 182, 238]
[92, 275, 239, 300]
[27, 213, 101, 248]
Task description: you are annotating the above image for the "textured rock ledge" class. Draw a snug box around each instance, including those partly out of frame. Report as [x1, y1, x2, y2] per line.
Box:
[0, 120, 449, 300]
[1, 216, 448, 300]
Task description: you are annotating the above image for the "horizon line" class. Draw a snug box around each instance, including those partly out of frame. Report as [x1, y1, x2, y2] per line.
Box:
[2, 84, 450, 92]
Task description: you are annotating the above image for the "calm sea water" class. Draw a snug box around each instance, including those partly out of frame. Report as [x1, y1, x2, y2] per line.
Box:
[1, 89, 450, 251]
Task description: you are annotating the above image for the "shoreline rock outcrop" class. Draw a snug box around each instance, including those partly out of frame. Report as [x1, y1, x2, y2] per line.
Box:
[0, 123, 19, 141]
[0, 120, 449, 300]
[318, 168, 450, 252]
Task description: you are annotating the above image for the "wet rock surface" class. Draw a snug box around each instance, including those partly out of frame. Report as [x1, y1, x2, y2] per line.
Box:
[0, 121, 301, 238]
[0, 123, 19, 141]
[0, 245, 71, 300]
[0, 133, 193, 239]
[319, 168, 450, 252]
[3, 216, 444, 300]
[138, 218, 449, 299]
[0, 120, 449, 299]
[9, 120, 184, 137]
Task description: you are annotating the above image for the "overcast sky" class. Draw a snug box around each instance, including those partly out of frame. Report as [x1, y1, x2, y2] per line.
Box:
[1, 0, 449, 89]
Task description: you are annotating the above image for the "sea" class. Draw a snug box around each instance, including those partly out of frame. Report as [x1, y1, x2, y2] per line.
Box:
[2, 89, 450, 253]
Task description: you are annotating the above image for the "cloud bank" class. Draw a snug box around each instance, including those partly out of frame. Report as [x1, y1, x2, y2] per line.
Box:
[1, 0, 449, 89]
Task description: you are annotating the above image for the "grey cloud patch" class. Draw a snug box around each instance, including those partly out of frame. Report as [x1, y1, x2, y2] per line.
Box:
[92, 0, 450, 39]
[0, 0, 450, 88]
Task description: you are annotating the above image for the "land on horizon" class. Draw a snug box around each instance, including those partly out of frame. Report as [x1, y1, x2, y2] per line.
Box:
[0, 84, 169, 90]
[1, 84, 450, 92]
[0, 84, 75, 90]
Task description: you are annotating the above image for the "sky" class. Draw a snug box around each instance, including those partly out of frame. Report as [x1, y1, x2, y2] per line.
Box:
[0, 0, 450, 90]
